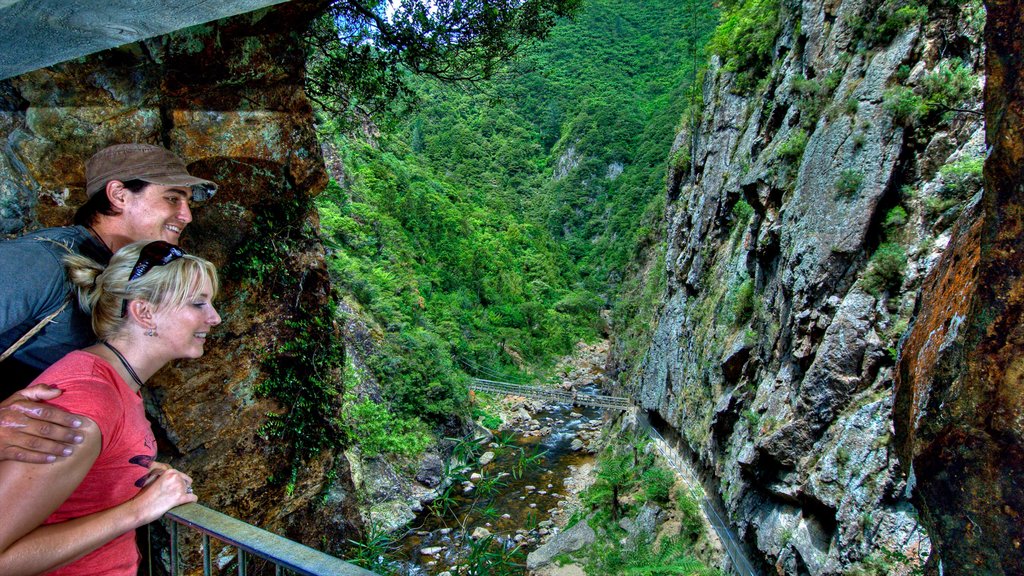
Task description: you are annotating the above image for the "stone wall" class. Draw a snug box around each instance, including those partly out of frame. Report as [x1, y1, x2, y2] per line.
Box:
[0, 0, 361, 561]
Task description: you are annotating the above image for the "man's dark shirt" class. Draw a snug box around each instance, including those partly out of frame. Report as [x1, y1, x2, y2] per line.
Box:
[0, 225, 111, 396]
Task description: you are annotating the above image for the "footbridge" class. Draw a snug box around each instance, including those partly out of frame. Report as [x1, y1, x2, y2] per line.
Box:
[470, 378, 631, 410]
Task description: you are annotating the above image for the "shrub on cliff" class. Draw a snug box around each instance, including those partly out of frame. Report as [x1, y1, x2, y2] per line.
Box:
[340, 395, 432, 457]
[862, 242, 907, 295]
[708, 0, 780, 92]
[884, 59, 980, 127]
[730, 277, 756, 326]
[776, 129, 808, 163]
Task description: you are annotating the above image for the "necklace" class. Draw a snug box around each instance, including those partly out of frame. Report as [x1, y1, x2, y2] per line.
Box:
[102, 341, 145, 389]
[86, 225, 113, 255]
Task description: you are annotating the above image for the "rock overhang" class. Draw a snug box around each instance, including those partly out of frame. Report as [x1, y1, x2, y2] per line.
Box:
[0, 0, 292, 80]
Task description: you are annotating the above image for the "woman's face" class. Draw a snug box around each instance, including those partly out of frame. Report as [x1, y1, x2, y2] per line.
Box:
[153, 278, 221, 359]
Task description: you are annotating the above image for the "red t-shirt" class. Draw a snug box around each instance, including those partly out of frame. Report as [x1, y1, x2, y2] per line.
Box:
[35, 350, 157, 576]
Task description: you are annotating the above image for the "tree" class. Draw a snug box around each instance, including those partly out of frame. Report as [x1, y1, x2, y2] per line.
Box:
[594, 451, 635, 521]
[304, 0, 583, 119]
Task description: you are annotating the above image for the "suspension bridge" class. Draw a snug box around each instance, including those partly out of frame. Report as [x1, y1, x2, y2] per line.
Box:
[469, 378, 632, 410]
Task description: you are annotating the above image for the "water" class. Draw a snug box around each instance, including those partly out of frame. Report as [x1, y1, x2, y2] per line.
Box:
[391, 391, 604, 575]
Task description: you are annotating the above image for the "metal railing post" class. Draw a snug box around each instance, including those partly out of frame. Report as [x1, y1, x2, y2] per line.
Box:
[203, 534, 212, 575]
[169, 521, 179, 576]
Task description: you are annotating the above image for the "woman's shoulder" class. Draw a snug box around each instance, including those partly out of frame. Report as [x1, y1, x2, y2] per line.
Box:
[37, 350, 115, 380]
[35, 351, 131, 440]
[34, 351, 123, 404]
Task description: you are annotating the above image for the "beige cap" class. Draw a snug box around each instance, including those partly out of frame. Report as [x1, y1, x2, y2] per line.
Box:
[85, 143, 217, 201]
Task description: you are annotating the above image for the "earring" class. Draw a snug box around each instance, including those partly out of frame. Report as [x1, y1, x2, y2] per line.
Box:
[146, 328, 158, 337]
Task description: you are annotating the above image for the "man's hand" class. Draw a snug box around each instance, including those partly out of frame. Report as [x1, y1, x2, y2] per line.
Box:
[0, 384, 84, 463]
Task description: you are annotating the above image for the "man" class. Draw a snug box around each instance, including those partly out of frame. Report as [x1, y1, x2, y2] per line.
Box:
[0, 143, 216, 463]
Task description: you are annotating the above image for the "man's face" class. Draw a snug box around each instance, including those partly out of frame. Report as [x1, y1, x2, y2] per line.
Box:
[122, 184, 193, 244]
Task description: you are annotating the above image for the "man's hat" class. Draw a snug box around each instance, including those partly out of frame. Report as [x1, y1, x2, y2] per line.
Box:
[85, 143, 217, 202]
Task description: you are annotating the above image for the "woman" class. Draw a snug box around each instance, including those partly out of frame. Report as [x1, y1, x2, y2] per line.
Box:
[0, 240, 221, 575]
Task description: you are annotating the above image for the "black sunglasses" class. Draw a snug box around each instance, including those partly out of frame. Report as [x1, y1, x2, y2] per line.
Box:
[121, 241, 186, 317]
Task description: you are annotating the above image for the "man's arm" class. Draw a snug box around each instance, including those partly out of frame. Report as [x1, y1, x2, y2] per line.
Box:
[0, 417, 197, 576]
[0, 385, 84, 463]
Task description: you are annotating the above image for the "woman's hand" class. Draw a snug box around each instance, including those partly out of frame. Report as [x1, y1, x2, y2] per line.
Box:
[130, 465, 197, 524]
[138, 461, 171, 488]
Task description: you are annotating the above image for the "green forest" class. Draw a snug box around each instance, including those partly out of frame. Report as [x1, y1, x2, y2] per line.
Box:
[315, 0, 718, 442]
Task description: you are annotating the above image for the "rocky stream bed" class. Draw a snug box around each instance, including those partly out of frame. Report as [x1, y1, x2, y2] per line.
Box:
[387, 342, 611, 576]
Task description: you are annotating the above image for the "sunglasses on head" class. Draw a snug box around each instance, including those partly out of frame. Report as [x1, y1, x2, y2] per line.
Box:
[121, 241, 186, 317]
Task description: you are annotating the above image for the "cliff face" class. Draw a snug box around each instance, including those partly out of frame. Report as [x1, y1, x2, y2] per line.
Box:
[892, 0, 1024, 573]
[627, 0, 984, 572]
[0, 0, 361, 558]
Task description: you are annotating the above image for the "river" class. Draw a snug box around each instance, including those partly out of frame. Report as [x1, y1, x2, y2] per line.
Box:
[390, 390, 604, 575]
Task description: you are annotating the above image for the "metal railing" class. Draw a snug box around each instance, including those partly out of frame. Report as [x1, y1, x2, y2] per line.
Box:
[470, 378, 632, 410]
[154, 503, 377, 576]
[645, 426, 759, 576]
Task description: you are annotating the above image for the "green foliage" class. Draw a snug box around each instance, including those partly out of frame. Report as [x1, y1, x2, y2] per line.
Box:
[472, 404, 503, 430]
[792, 71, 842, 128]
[226, 194, 309, 289]
[731, 199, 754, 228]
[776, 129, 809, 163]
[883, 206, 908, 232]
[862, 242, 907, 295]
[836, 446, 851, 468]
[347, 521, 400, 574]
[319, 135, 603, 418]
[846, 0, 927, 47]
[924, 157, 981, 220]
[672, 148, 693, 174]
[708, 0, 781, 92]
[586, 533, 720, 576]
[920, 59, 980, 112]
[640, 465, 676, 505]
[885, 59, 979, 127]
[369, 328, 470, 424]
[883, 86, 927, 127]
[611, 223, 668, 381]
[508, 0, 717, 291]
[730, 277, 756, 326]
[677, 488, 704, 542]
[305, 0, 583, 120]
[875, 4, 928, 43]
[937, 156, 983, 199]
[257, 311, 345, 469]
[846, 548, 926, 576]
[318, 0, 718, 399]
[835, 169, 865, 197]
[340, 395, 432, 457]
[573, 428, 716, 575]
[586, 450, 637, 521]
[742, 408, 760, 428]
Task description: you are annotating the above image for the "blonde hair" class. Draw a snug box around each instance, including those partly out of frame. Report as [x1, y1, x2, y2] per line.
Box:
[65, 241, 219, 341]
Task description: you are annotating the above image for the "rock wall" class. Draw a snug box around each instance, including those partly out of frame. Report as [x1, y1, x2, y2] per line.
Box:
[0, 0, 362, 562]
[625, 0, 985, 572]
[892, 0, 1024, 573]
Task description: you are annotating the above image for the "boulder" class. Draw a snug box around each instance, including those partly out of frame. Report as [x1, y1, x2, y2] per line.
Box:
[478, 451, 495, 466]
[415, 453, 444, 488]
[526, 519, 597, 569]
